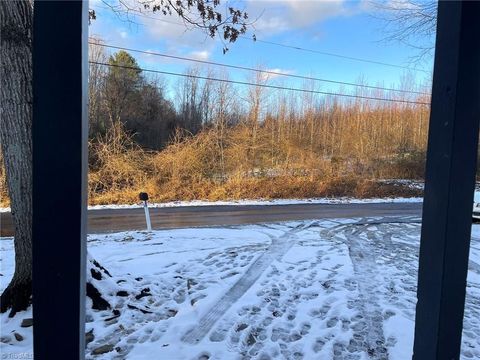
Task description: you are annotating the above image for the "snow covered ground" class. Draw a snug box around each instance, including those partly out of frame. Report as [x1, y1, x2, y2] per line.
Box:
[1, 217, 480, 359]
[87, 197, 424, 211]
[0, 197, 424, 213]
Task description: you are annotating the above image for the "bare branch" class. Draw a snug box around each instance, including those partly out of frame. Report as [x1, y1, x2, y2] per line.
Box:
[92, 0, 256, 53]
[372, 0, 437, 63]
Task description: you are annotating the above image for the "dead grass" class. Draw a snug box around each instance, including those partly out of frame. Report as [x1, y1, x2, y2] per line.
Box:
[88, 122, 148, 202]
[0, 118, 425, 207]
[87, 176, 422, 206]
[84, 125, 422, 206]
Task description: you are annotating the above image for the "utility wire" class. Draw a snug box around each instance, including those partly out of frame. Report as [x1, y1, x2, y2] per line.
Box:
[91, 3, 431, 74]
[89, 61, 430, 106]
[239, 36, 431, 74]
[91, 42, 430, 96]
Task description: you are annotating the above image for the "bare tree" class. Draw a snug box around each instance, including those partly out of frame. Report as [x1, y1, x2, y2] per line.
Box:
[374, 0, 437, 61]
[246, 68, 269, 174]
[177, 67, 203, 134]
[0, 0, 33, 315]
[211, 70, 235, 178]
[127, 77, 177, 149]
[89, 37, 109, 137]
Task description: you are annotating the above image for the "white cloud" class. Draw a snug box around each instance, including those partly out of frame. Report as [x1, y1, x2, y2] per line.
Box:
[132, 0, 360, 48]
[188, 50, 211, 61]
[246, 0, 352, 36]
[260, 68, 295, 81]
[89, 0, 369, 62]
[141, 14, 217, 46]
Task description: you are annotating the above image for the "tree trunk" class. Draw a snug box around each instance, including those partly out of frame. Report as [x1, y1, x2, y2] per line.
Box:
[0, 0, 33, 317]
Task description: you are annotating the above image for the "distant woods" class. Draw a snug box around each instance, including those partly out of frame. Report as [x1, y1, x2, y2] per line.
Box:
[0, 41, 431, 206]
[88, 40, 238, 149]
[88, 40, 177, 149]
[81, 40, 430, 205]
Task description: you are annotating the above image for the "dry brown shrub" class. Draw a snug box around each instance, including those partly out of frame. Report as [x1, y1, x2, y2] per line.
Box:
[318, 177, 358, 197]
[1, 118, 427, 207]
[354, 179, 422, 198]
[383, 151, 426, 179]
[88, 122, 148, 202]
[150, 129, 221, 184]
[85, 119, 425, 205]
[199, 177, 317, 200]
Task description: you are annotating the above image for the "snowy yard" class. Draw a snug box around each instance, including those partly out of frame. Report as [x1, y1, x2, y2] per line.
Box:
[1, 217, 480, 359]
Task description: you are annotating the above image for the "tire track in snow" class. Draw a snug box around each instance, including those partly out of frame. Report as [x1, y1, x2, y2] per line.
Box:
[339, 221, 390, 359]
[181, 222, 316, 344]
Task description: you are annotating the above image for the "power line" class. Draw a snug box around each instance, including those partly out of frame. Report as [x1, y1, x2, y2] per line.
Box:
[239, 36, 431, 74]
[89, 61, 430, 106]
[91, 3, 431, 74]
[91, 42, 429, 96]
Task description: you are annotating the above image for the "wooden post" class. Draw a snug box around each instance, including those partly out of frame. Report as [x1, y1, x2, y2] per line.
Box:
[32, 1, 88, 359]
[413, 1, 480, 359]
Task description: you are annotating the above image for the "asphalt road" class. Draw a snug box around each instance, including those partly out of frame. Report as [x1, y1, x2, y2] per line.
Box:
[0, 202, 423, 236]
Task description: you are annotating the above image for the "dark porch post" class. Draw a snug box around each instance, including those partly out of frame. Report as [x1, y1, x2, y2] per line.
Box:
[32, 1, 88, 359]
[413, 1, 480, 359]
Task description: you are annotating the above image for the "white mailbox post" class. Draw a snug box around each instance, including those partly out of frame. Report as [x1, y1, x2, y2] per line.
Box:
[139, 192, 152, 231]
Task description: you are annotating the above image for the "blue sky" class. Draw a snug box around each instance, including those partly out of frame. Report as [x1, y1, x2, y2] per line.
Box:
[89, 0, 434, 97]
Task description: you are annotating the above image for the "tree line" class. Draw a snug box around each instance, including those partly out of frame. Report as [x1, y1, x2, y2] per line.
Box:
[89, 39, 177, 149]
[1, 41, 433, 207]
[82, 41, 431, 205]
